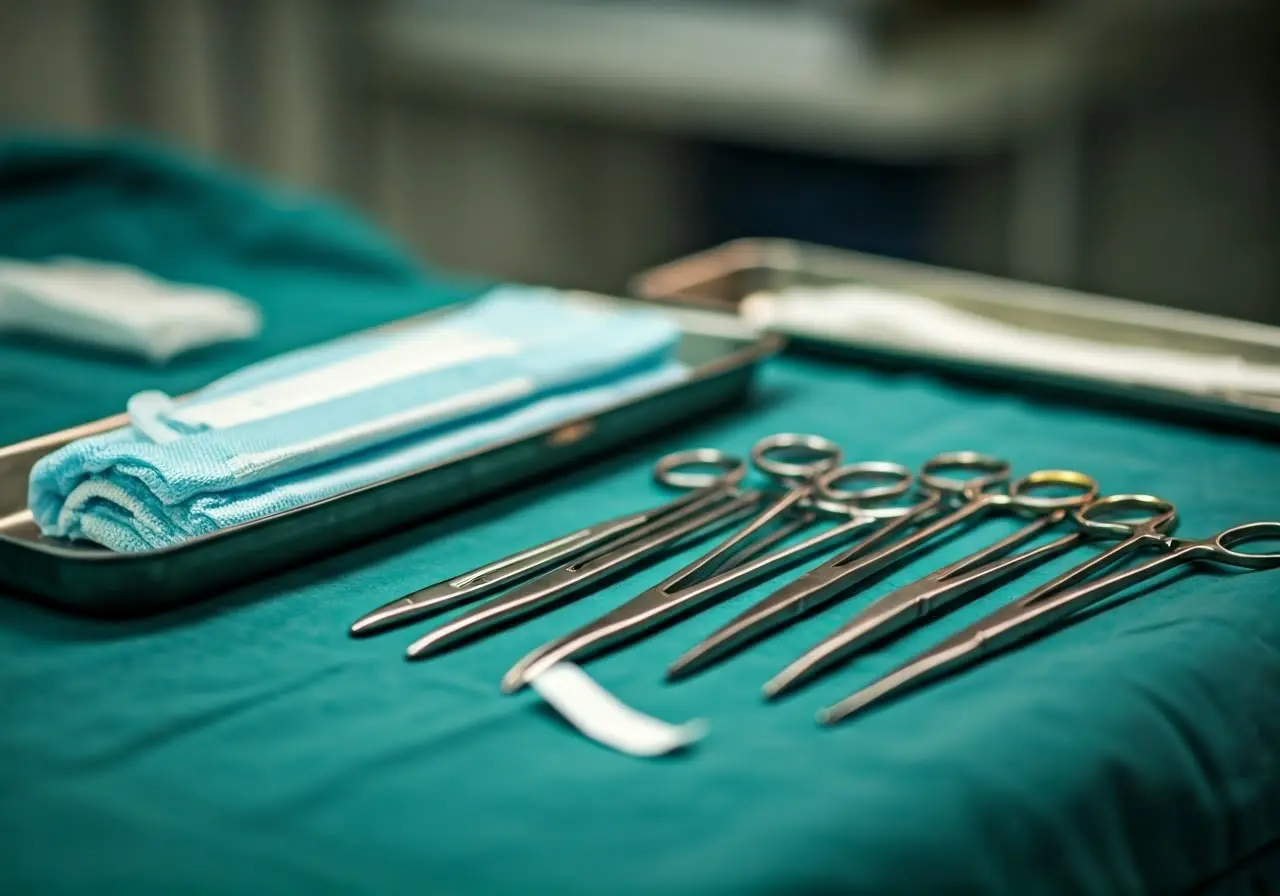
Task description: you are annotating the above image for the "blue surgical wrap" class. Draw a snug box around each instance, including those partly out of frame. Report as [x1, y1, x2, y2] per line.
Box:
[29, 287, 687, 551]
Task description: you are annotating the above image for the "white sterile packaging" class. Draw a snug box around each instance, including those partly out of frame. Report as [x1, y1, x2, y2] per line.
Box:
[742, 285, 1280, 396]
[0, 257, 261, 364]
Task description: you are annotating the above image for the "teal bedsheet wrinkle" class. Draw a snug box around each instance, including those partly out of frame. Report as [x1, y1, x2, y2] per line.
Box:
[1, 138, 1278, 895]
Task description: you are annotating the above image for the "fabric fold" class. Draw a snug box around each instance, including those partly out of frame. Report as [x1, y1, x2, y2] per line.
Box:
[29, 288, 686, 551]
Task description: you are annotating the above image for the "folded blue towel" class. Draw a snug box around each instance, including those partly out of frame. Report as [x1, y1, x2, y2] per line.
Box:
[29, 287, 687, 551]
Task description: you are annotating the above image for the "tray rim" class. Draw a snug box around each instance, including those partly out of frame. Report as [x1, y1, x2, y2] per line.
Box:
[630, 237, 1280, 349]
[629, 237, 1280, 421]
[0, 299, 782, 565]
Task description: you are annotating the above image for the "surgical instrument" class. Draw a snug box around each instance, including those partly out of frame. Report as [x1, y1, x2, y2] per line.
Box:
[351, 448, 749, 636]
[765, 488, 1123, 695]
[500, 458, 933, 692]
[817, 496, 1280, 725]
[668, 455, 1096, 684]
[404, 434, 846, 659]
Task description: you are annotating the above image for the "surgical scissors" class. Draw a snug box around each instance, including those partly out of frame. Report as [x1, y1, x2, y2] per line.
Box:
[668, 454, 1096, 685]
[500, 459, 930, 692]
[818, 496, 1280, 725]
[764, 486, 1115, 695]
[404, 434, 847, 660]
[350, 448, 751, 636]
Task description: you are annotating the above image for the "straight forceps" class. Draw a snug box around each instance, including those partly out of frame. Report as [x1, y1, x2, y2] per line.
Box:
[500, 458, 927, 692]
[819, 497, 1280, 725]
[350, 448, 750, 636]
[670, 454, 1096, 684]
[764, 477, 1104, 695]
[404, 434, 847, 660]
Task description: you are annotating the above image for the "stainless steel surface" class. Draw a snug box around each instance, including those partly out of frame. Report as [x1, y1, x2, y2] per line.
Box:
[668, 457, 1095, 683]
[791, 510, 1078, 665]
[762, 467, 1098, 696]
[813, 493, 1280, 725]
[401, 433, 846, 661]
[404, 487, 764, 660]
[632, 239, 1280, 430]
[499, 457, 921, 692]
[0, 299, 779, 616]
[349, 452, 748, 636]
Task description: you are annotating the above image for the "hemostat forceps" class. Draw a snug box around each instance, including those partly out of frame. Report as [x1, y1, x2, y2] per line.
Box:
[404, 434, 846, 660]
[670, 454, 1095, 685]
[350, 447, 750, 636]
[500, 457, 929, 692]
[763, 471, 1102, 695]
[814, 493, 1280, 724]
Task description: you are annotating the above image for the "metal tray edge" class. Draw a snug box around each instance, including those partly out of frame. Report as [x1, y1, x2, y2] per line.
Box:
[629, 238, 1280, 431]
[0, 325, 780, 616]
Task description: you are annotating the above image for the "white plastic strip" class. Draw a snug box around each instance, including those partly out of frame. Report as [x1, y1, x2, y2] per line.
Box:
[172, 330, 520, 428]
[529, 664, 708, 757]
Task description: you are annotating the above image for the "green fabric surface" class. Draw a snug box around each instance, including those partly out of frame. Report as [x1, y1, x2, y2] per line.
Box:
[2, 138, 1278, 895]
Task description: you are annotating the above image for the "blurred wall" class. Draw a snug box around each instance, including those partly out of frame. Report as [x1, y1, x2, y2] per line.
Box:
[0, 0, 1276, 323]
[0, 0, 375, 200]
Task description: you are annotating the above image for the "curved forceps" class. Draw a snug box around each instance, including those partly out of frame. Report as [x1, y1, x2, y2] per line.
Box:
[500, 456, 924, 692]
[350, 448, 749, 637]
[762, 469, 1100, 695]
[670, 454, 1091, 684]
[404, 434, 845, 660]
[816, 496, 1280, 725]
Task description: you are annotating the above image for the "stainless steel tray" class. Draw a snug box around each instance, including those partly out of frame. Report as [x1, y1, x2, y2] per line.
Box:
[632, 239, 1280, 433]
[0, 295, 780, 617]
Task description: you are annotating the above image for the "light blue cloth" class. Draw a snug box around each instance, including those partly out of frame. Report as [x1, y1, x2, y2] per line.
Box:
[29, 287, 686, 551]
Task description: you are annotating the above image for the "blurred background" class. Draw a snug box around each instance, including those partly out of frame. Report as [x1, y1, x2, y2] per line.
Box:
[0, 0, 1276, 321]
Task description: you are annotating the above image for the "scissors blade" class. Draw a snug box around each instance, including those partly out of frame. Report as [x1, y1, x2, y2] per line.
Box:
[404, 490, 762, 659]
[765, 529, 1084, 696]
[501, 491, 870, 692]
[666, 494, 943, 680]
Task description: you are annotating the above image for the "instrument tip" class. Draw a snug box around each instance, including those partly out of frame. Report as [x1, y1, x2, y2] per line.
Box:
[350, 598, 418, 637]
[503, 639, 576, 694]
[499, 670, 527, 694]
[349, 610, 393, 637]
[760, 675, 787, 700]
[405, 631, 450, 660]
[761, 659, 811, 699]
[816, 691, 875, 726]
[666, 647, 708, 682]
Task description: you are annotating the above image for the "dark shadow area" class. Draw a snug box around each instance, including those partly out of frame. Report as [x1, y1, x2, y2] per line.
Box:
[1190, 836, 1280, 896]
